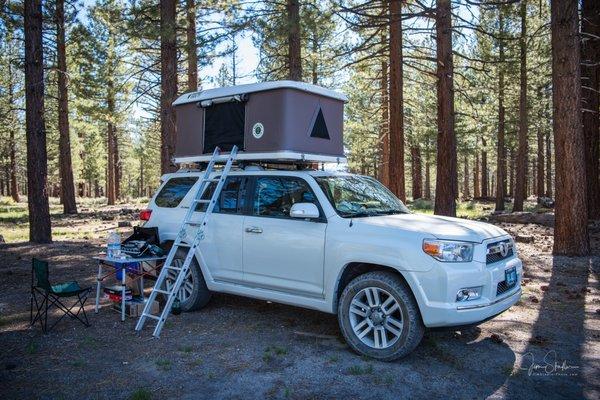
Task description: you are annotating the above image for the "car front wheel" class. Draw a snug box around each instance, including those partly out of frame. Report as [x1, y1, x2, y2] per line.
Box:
[338, 271, 424, 361]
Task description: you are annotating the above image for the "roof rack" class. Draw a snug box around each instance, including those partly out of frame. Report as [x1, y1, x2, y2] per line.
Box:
[174, 151, 346, 165]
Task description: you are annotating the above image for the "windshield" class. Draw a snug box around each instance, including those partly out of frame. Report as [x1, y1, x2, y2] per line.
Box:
[315, 175, 410, 218]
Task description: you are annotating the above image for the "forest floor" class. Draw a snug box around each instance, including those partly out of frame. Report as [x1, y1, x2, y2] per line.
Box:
[0, 197, 599, 399]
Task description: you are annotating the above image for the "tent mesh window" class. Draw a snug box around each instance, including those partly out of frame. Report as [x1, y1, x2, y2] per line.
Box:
[309, 108, 330, 140]
[203, 102, 245, 153]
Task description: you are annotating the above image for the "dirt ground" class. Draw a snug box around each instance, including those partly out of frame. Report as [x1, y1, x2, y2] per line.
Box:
[1, 210, 599, 400]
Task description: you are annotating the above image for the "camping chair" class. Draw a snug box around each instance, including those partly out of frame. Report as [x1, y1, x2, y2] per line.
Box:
[30, 258, 91, 333]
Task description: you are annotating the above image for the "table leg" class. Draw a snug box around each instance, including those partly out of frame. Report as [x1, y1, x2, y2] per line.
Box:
[121, 265, 126, 322]
[140, 262, 145, 301]
[95, 262, 102, 313]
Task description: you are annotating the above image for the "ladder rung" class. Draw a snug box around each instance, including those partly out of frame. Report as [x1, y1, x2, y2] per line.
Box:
[153, 289, 170, 295]
[165, 265, 182, 271]
[144, 314, 161, 321]
[206, 178, 221, 182]
[193, 199, 211, 203]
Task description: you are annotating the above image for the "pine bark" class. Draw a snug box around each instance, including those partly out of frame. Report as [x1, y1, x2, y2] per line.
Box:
[514, 0, 528, 212]
[463, 154, 470, 199]
[481, 137, 488, 197]
[24, 0, 52, 243]
[388, 0, 405, 201]
[551, 0, 589, 255]
[495, 10, 506, 212]
[287, 0, 302, 81]
[474, 150, 480, 198]
[545, 130, 553, 198]
[7, 50, 19, 202]
[114, 127, 120, 200]
[411, 146, 422, 199]
[582, 0, 600, 219]
[380, 56, 390, 187]
[186, 0, 198, 92]
[434, 0, 457, 216]
[536, 128, 545, 199]
[160, 0, 178, 174]
[56, 0, 77, 214]
[424, 140, 431, 199]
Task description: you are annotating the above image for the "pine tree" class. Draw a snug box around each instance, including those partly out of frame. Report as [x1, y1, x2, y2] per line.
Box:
[24, 0, 52, 243]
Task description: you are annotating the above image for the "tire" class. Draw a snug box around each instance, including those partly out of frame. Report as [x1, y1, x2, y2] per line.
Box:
[162, 248, 211, 312]
[338, 271, 425, 361]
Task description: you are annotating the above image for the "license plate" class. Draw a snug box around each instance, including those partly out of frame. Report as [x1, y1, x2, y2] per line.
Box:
[505, 267, 517, 288]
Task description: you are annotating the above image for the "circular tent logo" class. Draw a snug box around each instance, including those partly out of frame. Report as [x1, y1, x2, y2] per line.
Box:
[252, 122, 264, 139]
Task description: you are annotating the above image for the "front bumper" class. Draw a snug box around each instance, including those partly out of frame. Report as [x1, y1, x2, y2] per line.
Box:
[404, 243, 523, 327]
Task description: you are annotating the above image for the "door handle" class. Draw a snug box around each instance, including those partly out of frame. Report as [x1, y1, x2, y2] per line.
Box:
[245, 226, 263, 234]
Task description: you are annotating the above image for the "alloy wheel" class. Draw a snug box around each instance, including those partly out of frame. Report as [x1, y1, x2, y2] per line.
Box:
[348, 287, 404, 349]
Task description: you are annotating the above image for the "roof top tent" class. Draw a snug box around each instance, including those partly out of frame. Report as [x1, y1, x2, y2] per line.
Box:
[173, 81, 347, 164]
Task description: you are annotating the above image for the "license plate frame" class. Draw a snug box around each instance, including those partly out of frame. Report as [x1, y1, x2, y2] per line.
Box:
[505, 266, 517, 288]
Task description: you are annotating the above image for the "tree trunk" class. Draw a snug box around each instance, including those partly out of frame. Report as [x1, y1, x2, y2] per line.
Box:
[287, 0, 302, 81]
[56, 0, 77, 214]
[114, 127, 120, 200]
[411, 146, 422, 199]
[474, 150, 480, 198]
[514, 0, 528, 211]
[24, 0, 52, 243]
[509, 147, 515, 198]
[481, 137, 488, 197]
[424, 141, 431, 200]
[545, 131, 552, 197]
[107, 123, 116, 205]
[536, 128, 545, 199]
[379, 56, 390, 187]
[388, 0, 405, 201]
[582, 0, 600, 219]
[139, 157, 144, 198]
[160, 0, 178, 174]
[463, 154, 470, 199]
[434, 0, 457, 216]
[7, 49, 19, 202]
[495, 9, 506, 212]
[551, 0, 589, 255]
[531, 158, 537, 197]
[186, 0, 198, 92]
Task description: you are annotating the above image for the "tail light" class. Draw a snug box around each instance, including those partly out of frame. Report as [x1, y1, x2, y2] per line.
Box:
[139, 209, 152, 221]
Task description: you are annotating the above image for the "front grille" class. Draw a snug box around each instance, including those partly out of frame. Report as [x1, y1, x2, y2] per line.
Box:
[486, 239, 514, 264]
[496, 280, 514, 296]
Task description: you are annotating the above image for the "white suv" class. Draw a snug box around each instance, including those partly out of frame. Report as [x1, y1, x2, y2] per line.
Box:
[142, 167, 522, 360]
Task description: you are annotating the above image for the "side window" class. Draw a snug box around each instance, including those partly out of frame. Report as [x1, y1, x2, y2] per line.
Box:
[195, 177, 244, 214]
[154, 177, 198, 208]
[253, 177, 319, 218]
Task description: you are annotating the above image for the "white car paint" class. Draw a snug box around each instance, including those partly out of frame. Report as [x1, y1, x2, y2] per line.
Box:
[144, 169, 522, 328]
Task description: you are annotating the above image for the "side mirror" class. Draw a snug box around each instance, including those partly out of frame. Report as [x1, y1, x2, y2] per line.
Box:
[290, 203, 320, 219]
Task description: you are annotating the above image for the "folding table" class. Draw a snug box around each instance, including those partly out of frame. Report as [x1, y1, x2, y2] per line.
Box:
[93, 255, 166, 321]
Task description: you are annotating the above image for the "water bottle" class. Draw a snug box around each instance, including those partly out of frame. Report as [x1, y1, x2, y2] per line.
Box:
[107, 231, 121, 259]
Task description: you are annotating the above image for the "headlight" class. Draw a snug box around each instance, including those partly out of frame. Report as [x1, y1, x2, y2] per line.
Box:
[422, 240, 474, 262]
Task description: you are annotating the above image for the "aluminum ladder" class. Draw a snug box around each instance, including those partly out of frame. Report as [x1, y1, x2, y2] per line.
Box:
[135, 145, 238, 337]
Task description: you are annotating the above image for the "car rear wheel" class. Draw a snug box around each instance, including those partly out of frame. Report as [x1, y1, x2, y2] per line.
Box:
[338, 271, 424, 361]
[162, 247, 211, 311]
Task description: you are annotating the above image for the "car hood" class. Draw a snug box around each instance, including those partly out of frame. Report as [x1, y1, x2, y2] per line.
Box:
[354, 213, 508, 243]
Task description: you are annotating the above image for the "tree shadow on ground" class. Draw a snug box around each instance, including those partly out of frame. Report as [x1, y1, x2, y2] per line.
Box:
[505, 254, 594, 399]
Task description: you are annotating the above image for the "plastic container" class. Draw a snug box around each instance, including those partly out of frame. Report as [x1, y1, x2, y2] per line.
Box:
[107, 231, 121, 259]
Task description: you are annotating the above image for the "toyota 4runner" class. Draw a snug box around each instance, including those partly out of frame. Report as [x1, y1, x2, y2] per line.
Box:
[141, 167, 522, 360]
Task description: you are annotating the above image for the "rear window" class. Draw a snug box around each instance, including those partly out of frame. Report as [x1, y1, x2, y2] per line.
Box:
[154, 177, 198, 208]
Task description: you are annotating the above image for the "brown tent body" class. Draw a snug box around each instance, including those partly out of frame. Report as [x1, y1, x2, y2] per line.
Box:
[173, 81, 347, 163]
